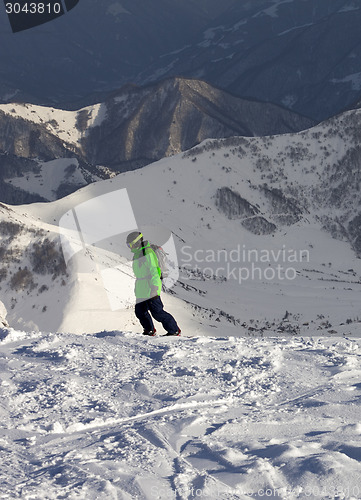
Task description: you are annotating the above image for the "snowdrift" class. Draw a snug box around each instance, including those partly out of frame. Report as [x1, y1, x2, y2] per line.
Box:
[0, 327, 360, 498]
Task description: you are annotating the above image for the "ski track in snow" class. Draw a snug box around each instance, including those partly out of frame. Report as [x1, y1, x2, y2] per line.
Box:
[0, 329, 361, 499]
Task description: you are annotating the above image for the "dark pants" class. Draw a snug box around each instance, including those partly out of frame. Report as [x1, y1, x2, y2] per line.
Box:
[135, 296, 179, 333]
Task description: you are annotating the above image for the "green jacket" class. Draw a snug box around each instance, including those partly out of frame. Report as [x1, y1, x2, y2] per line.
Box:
[131, 241, 162, 299]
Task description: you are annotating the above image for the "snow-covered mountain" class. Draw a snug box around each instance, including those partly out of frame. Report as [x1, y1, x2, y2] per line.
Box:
[1, 60, 361, 497]
[0, 101, 104, 204]
[0, 0, 238, 107]
[0, 78, 314, 203]
[82, 78, 314, 172]
[2, 106, 361, 335]
[1, 0, 360, 121]
[132, 0, 361, 121]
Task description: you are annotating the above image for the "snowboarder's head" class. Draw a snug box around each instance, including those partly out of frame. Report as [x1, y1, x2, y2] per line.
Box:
[127, 231, 143, 250]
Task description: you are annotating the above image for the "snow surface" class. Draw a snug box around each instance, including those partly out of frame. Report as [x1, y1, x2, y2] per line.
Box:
[0, 102, 108, 147]
[1, 78, 361, 499]
[4, 158, 88, 201]
[253, 0, 294, 19]
[331, 73, 361, 91]
[278, 24, 313, 37]
[0, 327, 360, 499]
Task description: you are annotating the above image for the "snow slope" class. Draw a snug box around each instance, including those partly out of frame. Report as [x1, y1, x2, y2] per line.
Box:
[1, 79, 361, 500]
[5, 108, 361, 336]
[4, 158, 89, 202]
[0, 327, 360, 499]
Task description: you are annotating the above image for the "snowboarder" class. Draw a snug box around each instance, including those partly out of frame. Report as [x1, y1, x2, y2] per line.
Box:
[126, 231, 181, 336]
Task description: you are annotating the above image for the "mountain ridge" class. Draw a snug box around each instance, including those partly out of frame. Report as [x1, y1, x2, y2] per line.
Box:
[0, 77, 314, 203]
[83, 77, 315, 171]
[138, 0, 361, 121]
[0, 0, 360, 121]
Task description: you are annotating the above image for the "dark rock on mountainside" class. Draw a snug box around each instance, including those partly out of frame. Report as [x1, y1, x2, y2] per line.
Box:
[215, 183, 302, 235]
[215, 187, 277, 235]
[261, 187, 303, 226]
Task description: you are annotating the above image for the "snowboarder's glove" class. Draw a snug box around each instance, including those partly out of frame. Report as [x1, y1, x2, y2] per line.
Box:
[150, 285, 159, 297]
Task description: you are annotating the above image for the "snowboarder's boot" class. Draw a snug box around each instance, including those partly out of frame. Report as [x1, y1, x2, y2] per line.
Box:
[143, 329, 156, 336]
[164, 328, 181, 337]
